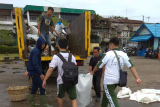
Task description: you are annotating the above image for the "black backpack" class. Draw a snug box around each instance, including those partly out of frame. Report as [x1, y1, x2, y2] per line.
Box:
[56, 53, 78, 87]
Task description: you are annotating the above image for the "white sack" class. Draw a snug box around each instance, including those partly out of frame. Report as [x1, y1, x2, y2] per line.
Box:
[76, 73, 93, 107]
[27, 34, 39, 41]
[117, 87, 132, 99]
[27, 25, 38, 34]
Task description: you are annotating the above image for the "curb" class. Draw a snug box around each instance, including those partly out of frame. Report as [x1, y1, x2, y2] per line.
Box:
[0, 57, 22, 61]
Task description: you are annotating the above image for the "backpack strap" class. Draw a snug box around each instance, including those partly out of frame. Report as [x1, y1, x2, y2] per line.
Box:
[68, 53, 72, 63]
[56, 53, 67, 63]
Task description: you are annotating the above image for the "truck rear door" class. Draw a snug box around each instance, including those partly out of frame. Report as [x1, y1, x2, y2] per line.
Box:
[65, 11, 91, 59]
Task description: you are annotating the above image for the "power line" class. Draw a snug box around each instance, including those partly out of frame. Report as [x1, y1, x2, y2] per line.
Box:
[44, 0, 65, 8]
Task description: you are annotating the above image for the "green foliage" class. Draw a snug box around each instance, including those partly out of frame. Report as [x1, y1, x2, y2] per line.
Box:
[95, 14, 103, 24]
[37, 15, 68, 26]
[0, 45, 18, 54]
[113, 16, 128, 20]
[0, 30, 15, 46]
[129, 33, 134, 41]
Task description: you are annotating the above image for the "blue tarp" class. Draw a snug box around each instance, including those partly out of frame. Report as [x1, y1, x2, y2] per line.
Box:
[130, 35, 152, 42]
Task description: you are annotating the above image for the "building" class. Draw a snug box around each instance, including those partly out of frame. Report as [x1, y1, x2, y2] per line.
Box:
[23, 5, 95, 26]
[0, 3, 13, 31]
[131, 23, 160, 56]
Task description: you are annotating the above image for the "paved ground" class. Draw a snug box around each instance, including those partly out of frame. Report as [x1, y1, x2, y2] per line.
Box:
[0, 56, 160, 107]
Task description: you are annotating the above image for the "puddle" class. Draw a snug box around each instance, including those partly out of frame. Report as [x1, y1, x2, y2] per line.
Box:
[1, 66, 7, 68]
[12, 71, 21, 75]
[0, 62, 5, 64]
[12, 68, 19, 70]
[5, 62, 18, 64]
[0, 71, 5, 73]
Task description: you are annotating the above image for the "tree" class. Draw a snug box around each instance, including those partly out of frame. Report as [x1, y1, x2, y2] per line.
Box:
[129, 33, 134, 41]
[0, 29, 15, 46]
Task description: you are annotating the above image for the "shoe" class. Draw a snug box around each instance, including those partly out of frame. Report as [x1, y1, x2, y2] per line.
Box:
[28, 94, 40, 107]
[95, 97, 100, 102]
[39, 95, 52, 107]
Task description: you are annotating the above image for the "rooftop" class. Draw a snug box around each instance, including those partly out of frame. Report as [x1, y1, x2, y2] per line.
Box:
[24, 5, 95, 14]
[0, 3, 13, 10]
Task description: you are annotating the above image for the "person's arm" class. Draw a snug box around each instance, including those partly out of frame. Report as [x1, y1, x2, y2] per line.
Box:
[42, 67, 54, 89]
[42, 55, 58, 89]
[51, 26, 60, 37]
[38, 22, 41, 36]
[89, 57, 93, 73]
[89, 66, 92, 73]
[130, 67, 141, 86]
[91, 54, 108, 75]
[38, 15, 43, 36]
[124, 54, 141, 86]
[102, 66, 105, 78]
[32, 52, 43, 75]
[64, 23, 70, 29]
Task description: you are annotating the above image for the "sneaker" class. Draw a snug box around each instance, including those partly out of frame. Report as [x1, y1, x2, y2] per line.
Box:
[95, 97, 100, 102]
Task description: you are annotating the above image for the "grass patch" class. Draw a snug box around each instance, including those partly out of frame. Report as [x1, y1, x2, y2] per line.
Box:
[1, 66, 7, 68]
[12, 71, 20, 75]
[0, 71, 5, 73]
[12, 68, 19, 70]
[0, 54, 19, 57]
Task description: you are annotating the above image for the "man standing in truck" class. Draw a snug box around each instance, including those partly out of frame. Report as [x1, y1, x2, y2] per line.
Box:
[53, 18, 70, 48]
[38, 7, 60, 56]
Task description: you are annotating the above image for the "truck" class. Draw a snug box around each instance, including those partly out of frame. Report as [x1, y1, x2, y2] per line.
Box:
[14, 7, 91, 76]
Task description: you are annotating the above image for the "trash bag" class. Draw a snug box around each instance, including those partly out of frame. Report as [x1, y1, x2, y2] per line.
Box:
[117, 87, 132, 99]
[27, 25, 38, 34]
[76, 73, 93, 107]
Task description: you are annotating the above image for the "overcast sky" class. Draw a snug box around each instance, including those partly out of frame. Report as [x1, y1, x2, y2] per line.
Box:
[1, 0, 160, 23]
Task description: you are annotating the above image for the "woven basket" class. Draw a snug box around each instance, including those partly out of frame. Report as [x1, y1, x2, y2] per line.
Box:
[7, 86, 28, 101]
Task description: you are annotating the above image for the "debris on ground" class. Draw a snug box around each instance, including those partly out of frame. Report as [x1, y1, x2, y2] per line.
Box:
[118, 87, 160, 104]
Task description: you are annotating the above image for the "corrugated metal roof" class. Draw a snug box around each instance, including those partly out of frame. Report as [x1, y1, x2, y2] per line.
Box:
[0, 3, 13, 10]
[131, 23, 160, 42]
[144, 23, 160, 37]
[61, 8, 95, 14]
[130, 35, 152, 42]
[24, 5, 44, 13]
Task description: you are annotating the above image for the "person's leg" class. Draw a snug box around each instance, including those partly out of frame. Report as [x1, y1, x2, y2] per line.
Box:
[66, 85, 77, 107]
[45, 33, 52, 56]
[34, 73, 52, 107]
[58, 98, 63, 107]
[103, 84, 120, 107]
[58, 84, 65, 107]
[95, 76, 102, 99]
[101, 87, 109, 107]
[56, 36, 60, 47]
[40, 32, 46, 40]
[29, 74, 40, 106]
[93, 76, 97, 97]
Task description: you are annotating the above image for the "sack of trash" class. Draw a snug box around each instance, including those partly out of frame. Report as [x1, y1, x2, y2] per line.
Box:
[27, 25, 38, 34]
[76, 73, 93, 107]
[117, 87, 132, 99]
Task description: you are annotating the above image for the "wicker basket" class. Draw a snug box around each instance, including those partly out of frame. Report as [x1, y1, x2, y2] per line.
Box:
[7, 86, 28, 101]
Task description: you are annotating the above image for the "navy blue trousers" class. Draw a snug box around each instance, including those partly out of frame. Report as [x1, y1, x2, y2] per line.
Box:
[30, 73, 45, 95]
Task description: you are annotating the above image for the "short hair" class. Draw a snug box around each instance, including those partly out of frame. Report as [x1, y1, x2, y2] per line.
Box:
[93, 47, 100, 52]
[48, 7, 54, 11]
[58, 38, 68, 49]
[109, 37, 119, 46]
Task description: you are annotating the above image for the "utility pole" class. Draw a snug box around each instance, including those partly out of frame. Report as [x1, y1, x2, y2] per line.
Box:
[146, 17, 150, 22]
[142, 15, 144, 22]
[126, 7, 128, 17]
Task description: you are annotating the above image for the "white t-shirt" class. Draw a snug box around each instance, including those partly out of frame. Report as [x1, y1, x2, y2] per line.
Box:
[49, 52, 77, 84]
[96, 49, 134, 85]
